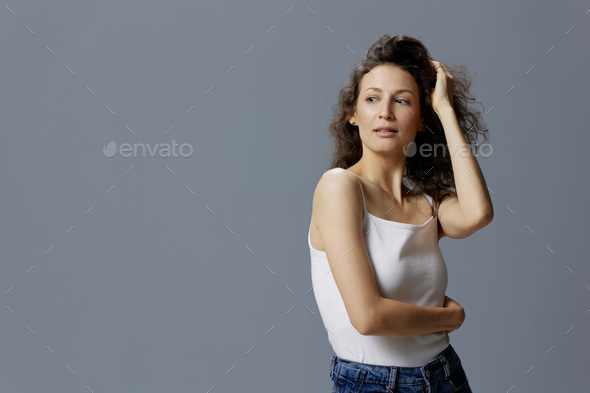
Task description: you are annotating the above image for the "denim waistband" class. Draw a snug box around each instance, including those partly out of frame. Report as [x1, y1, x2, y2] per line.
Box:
[330, 344, 459, 388]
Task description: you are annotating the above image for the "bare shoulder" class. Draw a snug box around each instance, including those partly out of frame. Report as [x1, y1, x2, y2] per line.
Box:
[319, 167, 355, 181]
[313, 168, 359, 197]
[311, 168, 363, 229]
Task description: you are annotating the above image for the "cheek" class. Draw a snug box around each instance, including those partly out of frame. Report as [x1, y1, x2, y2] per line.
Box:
[357, 105, 372, 118]
[400, 114, 419, 128]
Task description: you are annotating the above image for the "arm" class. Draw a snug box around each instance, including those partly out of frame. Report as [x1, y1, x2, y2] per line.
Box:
[367, 296, 464, 337]
[430, 62, 494, 239]
[314, 169, 464, 336]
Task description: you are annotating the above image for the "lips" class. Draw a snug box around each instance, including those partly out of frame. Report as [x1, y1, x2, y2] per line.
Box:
[374, 126, 397, 132]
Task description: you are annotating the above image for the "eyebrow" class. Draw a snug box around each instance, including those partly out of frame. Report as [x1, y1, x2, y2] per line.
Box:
[364, 87, 414, 95]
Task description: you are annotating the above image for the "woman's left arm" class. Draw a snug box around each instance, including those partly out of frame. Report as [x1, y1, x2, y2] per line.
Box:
[431, 61, 494, 239]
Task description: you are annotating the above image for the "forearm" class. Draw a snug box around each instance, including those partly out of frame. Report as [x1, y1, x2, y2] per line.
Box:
[365, 296, 458, 337]
[437, 105, 494, 222]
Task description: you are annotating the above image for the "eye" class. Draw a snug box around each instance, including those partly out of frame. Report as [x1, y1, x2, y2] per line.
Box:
[366, 97, 377, 103]
[396, 98, 409, 104]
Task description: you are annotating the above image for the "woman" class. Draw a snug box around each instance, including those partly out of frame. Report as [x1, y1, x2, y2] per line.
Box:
[308, 34, 493, 393]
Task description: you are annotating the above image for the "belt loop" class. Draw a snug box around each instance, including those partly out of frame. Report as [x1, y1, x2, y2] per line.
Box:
[440, 354, 451, 380]
[329, 354, 336, 378]
[387, 366, 397, 392]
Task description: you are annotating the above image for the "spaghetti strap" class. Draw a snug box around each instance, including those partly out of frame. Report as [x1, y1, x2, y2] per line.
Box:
[344, 169, 368, 215]
[421, 192, 437, 217]
[421, 192, 434, 208]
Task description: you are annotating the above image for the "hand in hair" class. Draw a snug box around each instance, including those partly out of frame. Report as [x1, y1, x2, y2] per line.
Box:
[430, 60, 456, 113]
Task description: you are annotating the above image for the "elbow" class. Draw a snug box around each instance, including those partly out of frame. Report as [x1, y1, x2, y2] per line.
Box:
[478, 208, 494, 227]
[353, 303, 380, 336]
[487, 205, 494, 222]
[355, 320, 372, 336]
[470, 208, 494, 231]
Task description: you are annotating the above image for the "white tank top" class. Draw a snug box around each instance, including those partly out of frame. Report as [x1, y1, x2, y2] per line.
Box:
[308, 170, 449, 367]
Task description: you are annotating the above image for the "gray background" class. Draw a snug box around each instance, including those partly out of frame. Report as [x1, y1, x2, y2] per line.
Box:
[1, 0, 589, 392]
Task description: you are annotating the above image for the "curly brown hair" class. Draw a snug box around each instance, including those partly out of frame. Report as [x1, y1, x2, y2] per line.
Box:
[327, 34, 489, 208]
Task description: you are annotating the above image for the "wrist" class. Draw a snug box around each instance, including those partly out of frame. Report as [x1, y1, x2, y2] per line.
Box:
[434, 102, 454, 116]
[445, 306, 461, 331]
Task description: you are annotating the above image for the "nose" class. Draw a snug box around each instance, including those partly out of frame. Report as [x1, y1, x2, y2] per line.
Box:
[379, 102, 395, 120]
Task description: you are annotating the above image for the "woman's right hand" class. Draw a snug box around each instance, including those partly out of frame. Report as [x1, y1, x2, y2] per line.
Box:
[443, 295, 465, 334]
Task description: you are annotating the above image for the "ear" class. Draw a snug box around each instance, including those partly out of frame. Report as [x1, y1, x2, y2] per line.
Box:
[418, 118, 425, 132]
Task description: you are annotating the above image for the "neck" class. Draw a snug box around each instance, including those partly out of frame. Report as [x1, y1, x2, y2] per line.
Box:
[351, 151, 410, 204]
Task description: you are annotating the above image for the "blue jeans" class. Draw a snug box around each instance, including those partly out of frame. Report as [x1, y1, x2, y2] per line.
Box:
[329, 344, 472, 393]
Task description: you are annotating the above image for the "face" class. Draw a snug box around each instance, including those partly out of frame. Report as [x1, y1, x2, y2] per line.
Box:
[350, 63, 423, 155]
